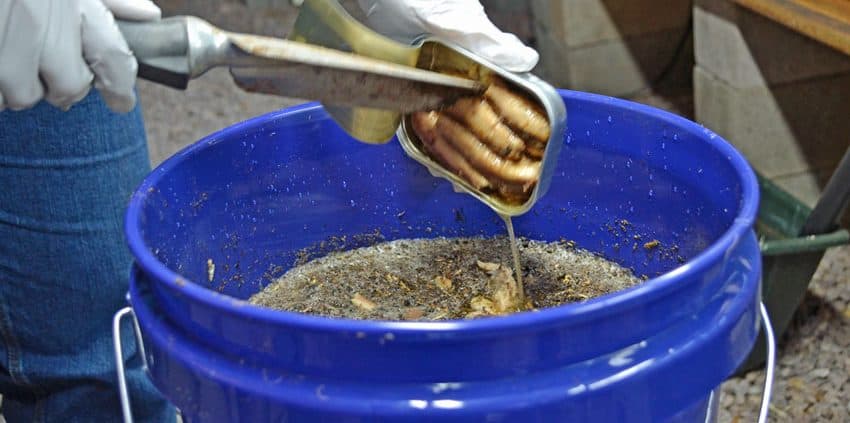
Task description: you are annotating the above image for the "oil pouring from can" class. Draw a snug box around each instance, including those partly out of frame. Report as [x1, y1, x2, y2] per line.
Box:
[295, 3, 565, 310]
[283, 0, 566, 216]
[395, 39, 566, 308]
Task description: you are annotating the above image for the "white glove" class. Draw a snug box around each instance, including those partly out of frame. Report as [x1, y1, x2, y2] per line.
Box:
[0, 0, 160, 113]
[357, 0, 538, 73]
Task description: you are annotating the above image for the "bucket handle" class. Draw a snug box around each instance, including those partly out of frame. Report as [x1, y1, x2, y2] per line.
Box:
[111, 304, 776, 423]
[113, 306, 149, 423]
[757, 302, 776, 423]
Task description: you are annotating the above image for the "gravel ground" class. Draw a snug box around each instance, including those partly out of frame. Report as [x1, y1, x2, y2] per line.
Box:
[718, 245, 850, 422]
[140, 1, 850, 421]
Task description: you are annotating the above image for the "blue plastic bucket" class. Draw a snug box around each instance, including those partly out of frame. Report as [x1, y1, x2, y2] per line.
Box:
[125, 90, 761, 422]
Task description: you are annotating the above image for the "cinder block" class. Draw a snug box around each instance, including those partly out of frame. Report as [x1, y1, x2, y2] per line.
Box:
[529, 0, 692, 96]
[531, 24, 573, 86]
[530, 0, 691, 48]
[481, 0, 535, 44]
[694, 0, 850, 89]
[565, 28, 689, 95]
[694, 65, 850, 183]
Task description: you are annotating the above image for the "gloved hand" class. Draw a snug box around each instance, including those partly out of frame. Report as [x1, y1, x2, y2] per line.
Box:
[0, 0, 160, 113]
[357, 0, 538, 73]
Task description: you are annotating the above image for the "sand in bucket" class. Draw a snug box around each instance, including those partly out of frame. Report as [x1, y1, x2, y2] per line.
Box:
[249, 236, 642, 320]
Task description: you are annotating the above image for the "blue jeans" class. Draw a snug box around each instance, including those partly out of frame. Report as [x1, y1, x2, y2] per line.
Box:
[0, 91, 175, 422]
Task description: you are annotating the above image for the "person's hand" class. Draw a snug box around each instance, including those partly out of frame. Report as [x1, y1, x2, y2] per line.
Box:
[0, 0, 160, 113]
[357, 0, 538, 73]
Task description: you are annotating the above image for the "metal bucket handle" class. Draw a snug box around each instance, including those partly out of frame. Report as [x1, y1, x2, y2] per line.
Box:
[112, 303, 777, 423]
[112, 307, 149, 423]
[756, 302, 776, 423]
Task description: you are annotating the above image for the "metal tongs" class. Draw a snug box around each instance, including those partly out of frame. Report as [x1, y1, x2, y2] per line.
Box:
[117, 14, 483, 143]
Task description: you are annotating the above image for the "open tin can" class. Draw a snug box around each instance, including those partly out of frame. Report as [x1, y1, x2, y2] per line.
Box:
[290, 0, 566, 216]
[397, 39, 566, 216]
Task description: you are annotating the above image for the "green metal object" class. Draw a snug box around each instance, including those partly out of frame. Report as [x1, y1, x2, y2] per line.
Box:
[739, 175, 850, 373]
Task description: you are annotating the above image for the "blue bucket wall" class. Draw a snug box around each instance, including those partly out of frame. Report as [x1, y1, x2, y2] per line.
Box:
[125, 90, 761, 422]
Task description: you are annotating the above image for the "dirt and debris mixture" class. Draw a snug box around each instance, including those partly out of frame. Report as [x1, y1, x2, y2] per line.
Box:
[249, 236, 642, 320]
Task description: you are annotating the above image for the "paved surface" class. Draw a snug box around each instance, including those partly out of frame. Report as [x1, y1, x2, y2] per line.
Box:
[136, 1, 850, 422]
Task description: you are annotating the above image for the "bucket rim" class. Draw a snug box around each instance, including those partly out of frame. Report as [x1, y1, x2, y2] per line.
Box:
[125, 89, 760, 335]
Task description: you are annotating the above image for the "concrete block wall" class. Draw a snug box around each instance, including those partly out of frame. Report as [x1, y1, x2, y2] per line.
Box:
[480, 0, 537, 45]
[693, 0, 850, 207]
[238, 0, 694, 98]
[528, 0, 693, 96]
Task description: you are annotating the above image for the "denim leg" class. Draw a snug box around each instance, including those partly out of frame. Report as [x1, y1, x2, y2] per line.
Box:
[0, 91, 175, 422]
